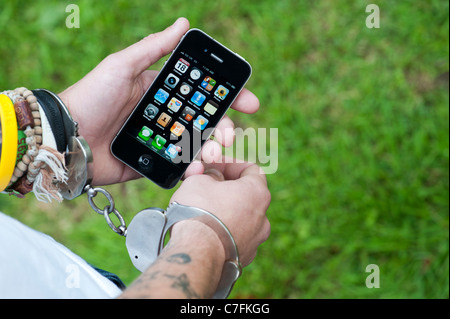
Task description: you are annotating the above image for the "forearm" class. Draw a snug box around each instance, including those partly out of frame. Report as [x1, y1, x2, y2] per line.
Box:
[119, 220, 225, 299]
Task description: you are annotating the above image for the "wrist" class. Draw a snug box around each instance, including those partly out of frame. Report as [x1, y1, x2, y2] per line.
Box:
[126, 203, 242, 298]
[165, 203, 242, 299]
[57, 90, 77, 135]
[170, 220, 226, 265]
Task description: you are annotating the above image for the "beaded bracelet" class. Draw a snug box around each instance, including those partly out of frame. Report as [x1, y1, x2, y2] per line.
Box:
[1, 87, 69, 202]
[1, 88, 43, 192]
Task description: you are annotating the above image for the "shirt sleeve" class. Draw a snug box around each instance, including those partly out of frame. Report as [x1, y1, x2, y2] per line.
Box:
[0, 211, 122, 298]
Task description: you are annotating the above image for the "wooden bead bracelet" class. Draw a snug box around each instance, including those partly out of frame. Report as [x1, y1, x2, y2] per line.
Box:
[1, 87, 70, 202]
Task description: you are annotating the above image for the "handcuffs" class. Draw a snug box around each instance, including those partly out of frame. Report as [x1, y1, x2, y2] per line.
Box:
[36, 89, 241, 299]
[126, 203, 242, 299]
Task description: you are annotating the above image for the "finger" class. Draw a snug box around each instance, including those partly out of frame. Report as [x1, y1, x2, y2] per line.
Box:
[183, 160, 205, 179]
[261, 219, 271, 243]
[199, 140, 223, 164]
[230, 89, 260, 114]
[239, 162, 268, 186]
[203, 158, 255, 181]
[117, 18, 190, 77]
[207, 160, 266, 185]
[214, 115, 235, 148]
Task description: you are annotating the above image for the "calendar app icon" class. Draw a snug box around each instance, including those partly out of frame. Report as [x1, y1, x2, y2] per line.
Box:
[174, 58, 190, 74]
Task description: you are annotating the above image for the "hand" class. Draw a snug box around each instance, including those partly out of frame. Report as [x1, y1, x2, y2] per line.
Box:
[170, 160, 271, 267]
[58, 18, 260, 186]
[120, 161, 270, 299]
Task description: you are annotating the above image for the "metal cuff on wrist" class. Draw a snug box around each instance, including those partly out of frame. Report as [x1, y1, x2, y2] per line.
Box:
[33, 89, 93, 200]
[126, 202, 242, 299]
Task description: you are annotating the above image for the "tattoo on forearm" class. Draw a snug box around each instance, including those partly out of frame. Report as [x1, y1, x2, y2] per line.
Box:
[166, 253, 192, 264]
[128, 270, 160, 290]
[122, 252, 202, 298]
[164, 273, 201, 299]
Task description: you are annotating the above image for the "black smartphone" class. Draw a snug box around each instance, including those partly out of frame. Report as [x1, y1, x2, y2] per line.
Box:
[111, 29, 252, 189]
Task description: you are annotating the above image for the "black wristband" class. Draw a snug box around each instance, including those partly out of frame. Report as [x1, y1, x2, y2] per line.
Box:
[33, 90, 66, 153]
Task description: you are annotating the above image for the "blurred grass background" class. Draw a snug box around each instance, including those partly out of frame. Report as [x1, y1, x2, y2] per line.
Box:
[0, 0, 448, 298]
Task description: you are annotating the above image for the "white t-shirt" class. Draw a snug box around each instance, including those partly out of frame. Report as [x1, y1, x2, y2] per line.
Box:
[0, 211, 122, 298]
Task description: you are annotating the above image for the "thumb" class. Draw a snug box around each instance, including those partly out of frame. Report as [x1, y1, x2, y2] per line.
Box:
[118, 18, 190, 77]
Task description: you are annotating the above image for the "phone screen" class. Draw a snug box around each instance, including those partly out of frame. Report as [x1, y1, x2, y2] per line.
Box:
[127, 52, 238, 165]
[112, 29, 251, 188]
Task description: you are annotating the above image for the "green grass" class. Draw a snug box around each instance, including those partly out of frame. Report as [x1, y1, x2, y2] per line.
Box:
[0, 0, 448, 298]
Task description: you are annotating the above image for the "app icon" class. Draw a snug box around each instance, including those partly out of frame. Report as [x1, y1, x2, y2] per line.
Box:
[157, 112, 172, 127]
[165, 144, 178, 159]
[170, 121, 185, 137]
[190, 68, 203, 81]
[194, 115, 209, 130]
[174, 58, 190, 74]
[181, 106, 196, 122]
[138, 126, 153, 141]
[155, 88, 169, 104]
[152, 135, 166, 150]
[165, 73, 180, 89]
[165, 144, 182, 159]
[167, 97, 183, 112]
[144, 104, 159, 119]
[204, 100, 218, 115]
[214, 85, 229, 100]
[191, 91, 206, 107]
[201, 76, 217, 91]
[179, 82, 192, 96]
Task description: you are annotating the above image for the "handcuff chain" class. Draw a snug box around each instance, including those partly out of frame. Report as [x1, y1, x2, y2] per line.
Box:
[84, 185, 127, 237]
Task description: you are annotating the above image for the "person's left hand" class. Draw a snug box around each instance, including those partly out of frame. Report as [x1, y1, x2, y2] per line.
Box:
[59, 18, 260, 186]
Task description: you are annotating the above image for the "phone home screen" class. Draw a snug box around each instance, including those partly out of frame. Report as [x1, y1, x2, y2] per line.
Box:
[125, 51, 238, 168]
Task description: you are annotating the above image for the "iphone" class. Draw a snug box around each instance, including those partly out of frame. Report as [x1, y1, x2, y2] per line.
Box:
[111, 29, 252, 188]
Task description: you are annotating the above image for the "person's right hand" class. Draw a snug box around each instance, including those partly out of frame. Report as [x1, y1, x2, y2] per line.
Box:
[170, 160, 271, 267]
